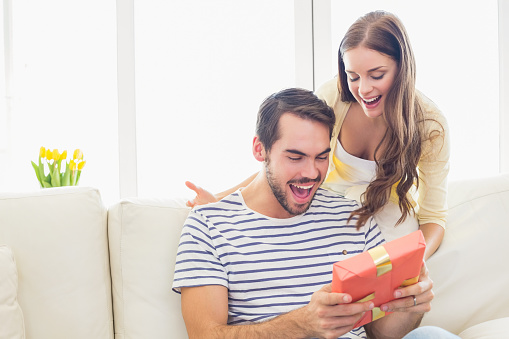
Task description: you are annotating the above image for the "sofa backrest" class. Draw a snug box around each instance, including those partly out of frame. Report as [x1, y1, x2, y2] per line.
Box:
[0, 187, 113, 339]
[108, 197, 190, 339]
[422, 173, 509, 333]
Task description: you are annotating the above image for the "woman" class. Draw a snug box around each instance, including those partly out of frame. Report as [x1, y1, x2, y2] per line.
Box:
[186, 11, 449, 260]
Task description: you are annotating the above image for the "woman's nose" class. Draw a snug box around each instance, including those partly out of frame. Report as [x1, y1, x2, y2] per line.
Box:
[358, 79, 373, 97]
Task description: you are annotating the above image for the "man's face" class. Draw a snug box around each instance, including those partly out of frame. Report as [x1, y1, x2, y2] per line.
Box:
[264, 113, 331, 217]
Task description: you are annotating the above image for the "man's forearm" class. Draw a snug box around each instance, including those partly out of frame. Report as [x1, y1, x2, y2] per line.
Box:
[207, 307, 311, 339]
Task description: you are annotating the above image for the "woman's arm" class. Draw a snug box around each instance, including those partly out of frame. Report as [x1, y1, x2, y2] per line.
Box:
[186, 173, 257, 207]
[416, 93, 451, 258]
[419, 223, 445, 260]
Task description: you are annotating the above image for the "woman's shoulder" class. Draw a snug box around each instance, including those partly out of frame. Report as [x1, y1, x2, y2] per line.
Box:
[315, 77, 340, 107]
[416, 90, 448, 126]
[416, 90, 450, 159]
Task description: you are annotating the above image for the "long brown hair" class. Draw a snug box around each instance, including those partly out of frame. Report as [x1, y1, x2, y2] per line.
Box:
[338, 11, 429, 228]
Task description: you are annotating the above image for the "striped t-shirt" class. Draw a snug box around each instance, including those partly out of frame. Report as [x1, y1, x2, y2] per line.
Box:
[172, 188, 385, 339]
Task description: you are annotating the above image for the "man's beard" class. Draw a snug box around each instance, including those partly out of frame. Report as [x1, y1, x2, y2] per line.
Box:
[265, 158, 320, 216]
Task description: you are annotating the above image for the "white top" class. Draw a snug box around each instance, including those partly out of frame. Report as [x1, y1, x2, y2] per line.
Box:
[172, 188, 385, 339]
[328, 140, 419, 242]
[332, 139, 376, 199]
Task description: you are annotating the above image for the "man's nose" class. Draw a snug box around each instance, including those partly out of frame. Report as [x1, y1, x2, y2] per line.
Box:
[301, 160, 319, 180]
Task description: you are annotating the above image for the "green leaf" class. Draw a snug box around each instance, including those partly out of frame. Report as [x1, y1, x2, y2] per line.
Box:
[48, 161, 55, 177]
[38, 157, 46, 181]
[75, 170, 82, 185]
[71, 171, 77, 186]
[51, 166, 61, 187]
[42, 181, 52, 188]
[62, 163, 71, 186]
[31, 161, 43, 187]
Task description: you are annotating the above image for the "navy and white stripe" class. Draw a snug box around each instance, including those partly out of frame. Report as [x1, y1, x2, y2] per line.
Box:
[172, 188, 384, 339]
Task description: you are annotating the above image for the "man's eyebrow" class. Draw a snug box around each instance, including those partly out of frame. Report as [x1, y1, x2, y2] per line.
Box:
[318, 148, 331, 156]
[285, 149, 307, 156]
[285, 148, 331, 156]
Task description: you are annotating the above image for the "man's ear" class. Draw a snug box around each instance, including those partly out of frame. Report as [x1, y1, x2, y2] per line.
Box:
[252, 136, 266, 162]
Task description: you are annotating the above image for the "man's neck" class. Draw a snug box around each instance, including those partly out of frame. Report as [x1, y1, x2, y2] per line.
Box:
[240, 172, 295, 219]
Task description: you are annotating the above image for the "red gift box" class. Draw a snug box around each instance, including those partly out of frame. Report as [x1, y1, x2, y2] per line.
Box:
[331, 230, 426, 328]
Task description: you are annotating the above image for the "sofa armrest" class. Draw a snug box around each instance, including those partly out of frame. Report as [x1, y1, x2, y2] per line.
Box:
[0, 186, 113, 339]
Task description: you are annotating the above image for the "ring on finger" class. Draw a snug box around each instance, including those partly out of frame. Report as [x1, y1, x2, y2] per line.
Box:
[413, 296, 417, 306]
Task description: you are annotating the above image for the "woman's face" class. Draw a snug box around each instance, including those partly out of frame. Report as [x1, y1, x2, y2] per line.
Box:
[343, 46, 397, 119]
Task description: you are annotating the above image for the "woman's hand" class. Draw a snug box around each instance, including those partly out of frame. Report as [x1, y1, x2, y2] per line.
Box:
[185, 181, 218, 208]
[379, 261, 433, 314]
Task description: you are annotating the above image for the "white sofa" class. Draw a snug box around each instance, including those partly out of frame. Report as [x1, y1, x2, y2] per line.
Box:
[1, 174, 509, 339]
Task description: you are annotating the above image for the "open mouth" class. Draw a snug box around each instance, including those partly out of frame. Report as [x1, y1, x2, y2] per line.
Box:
[289, 183, 314, 200]
[362, 95, 381, 106]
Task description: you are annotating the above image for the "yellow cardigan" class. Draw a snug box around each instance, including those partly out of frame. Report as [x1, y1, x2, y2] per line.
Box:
[316, 78, 450, 229]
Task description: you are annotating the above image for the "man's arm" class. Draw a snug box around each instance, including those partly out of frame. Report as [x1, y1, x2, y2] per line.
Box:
[181, 283, 375, 339]
[364, 262, 434, 339]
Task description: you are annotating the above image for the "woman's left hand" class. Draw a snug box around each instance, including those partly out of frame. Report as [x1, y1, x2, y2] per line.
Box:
[379, 261, 434, 314]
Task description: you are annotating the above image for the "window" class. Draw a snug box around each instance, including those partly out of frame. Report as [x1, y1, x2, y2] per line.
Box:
[1, 0, 118, 205]
[0, 1, 505, 203]
[134, 0, 298, 199]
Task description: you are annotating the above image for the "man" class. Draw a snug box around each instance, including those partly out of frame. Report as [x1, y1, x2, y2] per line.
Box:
[172, 88, 436, 339]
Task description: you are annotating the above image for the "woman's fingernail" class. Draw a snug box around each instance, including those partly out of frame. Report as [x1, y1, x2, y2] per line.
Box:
[394, 290, 402, 298]
[381, 305, 388, 312]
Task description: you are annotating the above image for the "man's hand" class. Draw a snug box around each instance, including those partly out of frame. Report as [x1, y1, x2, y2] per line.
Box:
[185, 181, 218, 207]
[297, 283, 375, 339]
[379, 261, 433, 314]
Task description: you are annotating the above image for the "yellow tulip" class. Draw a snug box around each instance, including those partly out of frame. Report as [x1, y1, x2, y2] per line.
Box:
[46, 148, 53, 160]
[69, 159, 77, 171]
[77, 160, 86, 170]
[39, 146, 46, 158]
[73, 149, 83, 160]
[60, 150, 67, 161]
[52, 149, 60, 160]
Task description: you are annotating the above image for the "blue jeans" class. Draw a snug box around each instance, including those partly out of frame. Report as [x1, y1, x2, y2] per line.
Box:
[402, 326, 461, 339]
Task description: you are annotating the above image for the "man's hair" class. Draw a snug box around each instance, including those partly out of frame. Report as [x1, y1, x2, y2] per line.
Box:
[255, 88, 335, 152]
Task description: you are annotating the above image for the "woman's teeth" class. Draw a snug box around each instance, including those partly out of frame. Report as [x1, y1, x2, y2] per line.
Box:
[363, 95, 381, 104]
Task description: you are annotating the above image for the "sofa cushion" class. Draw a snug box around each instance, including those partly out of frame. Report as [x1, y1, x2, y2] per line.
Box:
[458, 317, 509, 339]
[0, 187, 113, 339]
[0, 245, 25, 339]
[422, 174, 509, 334]
[108, 197, 190, 339]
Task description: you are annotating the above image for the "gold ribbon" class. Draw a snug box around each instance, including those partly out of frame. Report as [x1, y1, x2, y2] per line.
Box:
[367, 246, 392, 276]
[401, 276, 419, 287]
[356, 293, 386, 322]
[357, 293, 375, 303]
[353, 245, 395, 323]
[372, 307, 385, 321]
[356, 245, 419, 323]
